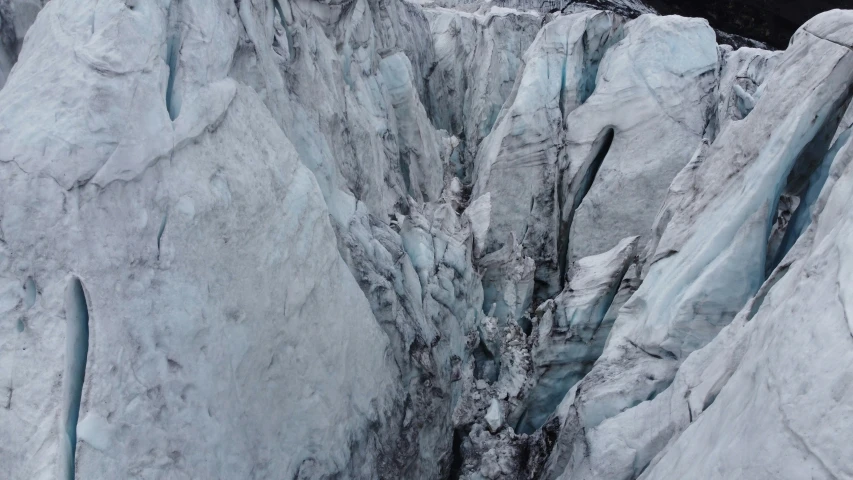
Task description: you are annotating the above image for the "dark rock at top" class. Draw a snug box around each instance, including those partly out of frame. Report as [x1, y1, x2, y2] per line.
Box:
[644, 0, 849, 49]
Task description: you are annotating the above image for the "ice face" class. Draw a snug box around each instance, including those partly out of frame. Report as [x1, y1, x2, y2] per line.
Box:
[424, 5, 541, 177]
[471, 10, 627, 298]
[516, 236, 639, 434]
[3, 0, 853, 478]
[471, 11, 719, 300]
[0, 1, 404, 477]
[543, 10, 853, 480]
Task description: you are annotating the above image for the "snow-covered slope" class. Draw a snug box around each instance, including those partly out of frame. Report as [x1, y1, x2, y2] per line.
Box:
[1, 0, 852, 479]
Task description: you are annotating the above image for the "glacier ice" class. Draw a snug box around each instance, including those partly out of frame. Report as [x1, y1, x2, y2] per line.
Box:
[2, 0, 853, 479]
[563, 14, 718, 267]
[471, 11, 719, 299]
[0, 0, 47, 88]
[478, 233, 536, 328]
[0, 1, 409, 477]
[424, 5, 541, 174]
[517, 236, 639, 434]
[471, 10, 626, 297]
[542, 9, 853, 479]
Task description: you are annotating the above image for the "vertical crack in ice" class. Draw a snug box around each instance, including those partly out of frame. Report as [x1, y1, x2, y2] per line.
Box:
[577, 128, 614, 210]
[165, 36, 180, 120]
[399, 150, 414, 199]
[157, 210, 169, 260]
[558, 37, 570, 124]
[23, 276, 36, 309]
[165, 0, 183, 121]
[448, 427, 466, 480]
[766, 92, 853, 274]
[272, 0, 296, 61]
[770, 127, 852, 272]
[273, 0, 287, 37]
[557, 127, 615, 286]
[577, 29, 604, 106]
[61, 278, 90, 480]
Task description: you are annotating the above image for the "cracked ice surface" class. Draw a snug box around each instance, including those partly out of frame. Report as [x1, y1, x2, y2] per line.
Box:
[545, 10, 853, 480]
[472, 10, 627, 296]
[517, 236, 639, 434]
[0, 0, 406, 478]
[3, 0, 853, 478]
[472, 11, 718, 298]
[424, 5, 541, 172]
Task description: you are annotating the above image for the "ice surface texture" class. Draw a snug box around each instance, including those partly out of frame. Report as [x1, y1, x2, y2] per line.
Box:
[2, 1, 853, 479]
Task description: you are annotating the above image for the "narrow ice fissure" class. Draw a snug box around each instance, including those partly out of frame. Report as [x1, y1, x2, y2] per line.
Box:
[557, 127, 615, 286]
[61, 278, 90, 480]
[516, 261, 629, 434]
[165, 36, 180, 120]
[165, 0, 183, 121]
[273, 0, 287, 27]
[576, 128, 614, 208]
[399, 151, 414, 199]
[748, 263, 789, 321]
[770, 127, 852, 271]
[558, 45, 569, 123]
[273, 0, 297, 61]
[157, 210, 169, 259]
[23, 276, 36, 309]
[765, 94, 853, 275]
[577, 31, 606, 106]
[448, 428, 466, 480]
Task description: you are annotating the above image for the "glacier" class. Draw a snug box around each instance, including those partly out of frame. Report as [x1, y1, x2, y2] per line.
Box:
[1, 0, 853, 479]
